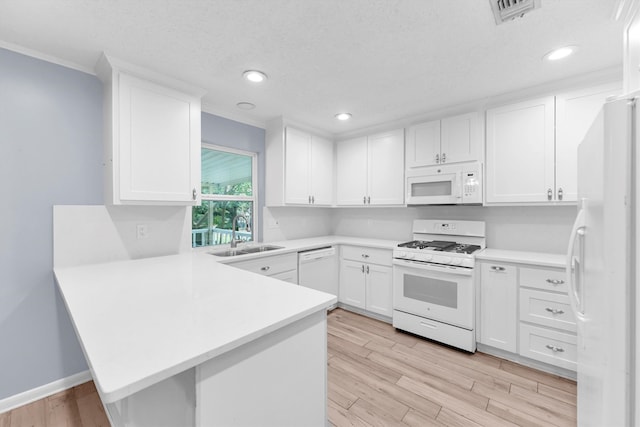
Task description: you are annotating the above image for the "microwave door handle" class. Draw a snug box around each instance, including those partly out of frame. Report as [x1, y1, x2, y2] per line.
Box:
[454, 172, 463, 200]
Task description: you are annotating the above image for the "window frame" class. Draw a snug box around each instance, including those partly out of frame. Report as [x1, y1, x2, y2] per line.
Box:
[198, 142, 259, 246]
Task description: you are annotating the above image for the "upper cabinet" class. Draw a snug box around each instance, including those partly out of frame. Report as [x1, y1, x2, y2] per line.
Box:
[406, 112, 482, 169]
[265, 118, 334, 206]
[336, 129, 405, 206]
[96, 54, 205, 205]
[485, 82, 620, 205]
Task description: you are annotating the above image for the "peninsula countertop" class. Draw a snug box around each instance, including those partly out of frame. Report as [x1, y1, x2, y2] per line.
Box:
[54, 251, 336, 403]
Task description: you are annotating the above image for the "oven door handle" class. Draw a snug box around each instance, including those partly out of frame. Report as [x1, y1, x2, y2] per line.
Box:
[393, 259, 473, 276]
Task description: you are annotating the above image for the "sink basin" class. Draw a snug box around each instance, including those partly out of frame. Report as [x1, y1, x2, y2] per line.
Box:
[239, 245, 284, 254]
[209, 245, 284, 257]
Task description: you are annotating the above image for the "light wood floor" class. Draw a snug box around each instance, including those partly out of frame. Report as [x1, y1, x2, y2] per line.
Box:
[2, 308, 576, 427]
[328, 308, 577, 427]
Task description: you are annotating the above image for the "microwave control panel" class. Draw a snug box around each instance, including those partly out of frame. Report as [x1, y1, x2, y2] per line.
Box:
[462, 171, 481, 203]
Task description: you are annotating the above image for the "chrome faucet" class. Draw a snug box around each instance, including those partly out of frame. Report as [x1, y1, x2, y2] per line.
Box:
[230, 214, 250, 248]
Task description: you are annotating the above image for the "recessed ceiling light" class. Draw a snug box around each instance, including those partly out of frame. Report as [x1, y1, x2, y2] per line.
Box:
[544, 46, 578, 61]
[335, 113, 352, 121]
[243, 70, 267, 83]
[236, 102, 256, 110]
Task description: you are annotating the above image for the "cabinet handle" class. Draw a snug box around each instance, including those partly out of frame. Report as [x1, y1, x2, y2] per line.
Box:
[366, 265, 370, 274]
[547, 188, 553, 200]
[435, 154, 440, 164]
[362, 254, 370, 259]
[363, 196, 367, 205]
[545, 344, 565, 353]
[192, 188, 197, 200]
[545, 279, 564, 286]
[441, 153, 446, 163]
[558, 188, 564, 200]
[312, 195, 315, 204]
[367, 196, 371, 204]
[490, 266, 506, 272]
[261, 266, 270, 272]
[308, 195, 311, 204]
[545, 307, 565, 315]
[361, 265, 365, 273]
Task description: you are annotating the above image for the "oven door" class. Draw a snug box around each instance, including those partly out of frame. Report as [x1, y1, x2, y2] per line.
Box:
[393, 259, 474, 329]
[406, 172, 461, 205]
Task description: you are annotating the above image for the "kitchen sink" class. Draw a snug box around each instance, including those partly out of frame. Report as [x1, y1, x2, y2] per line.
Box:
[209, 245, 284, 257]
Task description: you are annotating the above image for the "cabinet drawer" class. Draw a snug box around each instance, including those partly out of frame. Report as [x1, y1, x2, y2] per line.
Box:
[229, 253, 297, 277]
[341, 246, 392, 266]
[519, 324, 576, 371]
[519, 289, 576, 332]
[520, 267, 567, 293]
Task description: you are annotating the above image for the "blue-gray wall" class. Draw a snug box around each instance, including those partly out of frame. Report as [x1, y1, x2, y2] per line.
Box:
[0, 48, 267, 401]
[201, 113, 266, 242]
[0, 48, 103, 400]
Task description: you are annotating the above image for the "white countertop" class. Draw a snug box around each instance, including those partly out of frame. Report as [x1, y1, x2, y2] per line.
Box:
[476, 248, 566, 268]
[54, 251, 336, 403]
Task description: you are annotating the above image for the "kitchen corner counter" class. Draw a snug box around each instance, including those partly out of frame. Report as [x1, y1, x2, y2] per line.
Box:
[54, 251, 336, 405]
[476, 248, 566, 269]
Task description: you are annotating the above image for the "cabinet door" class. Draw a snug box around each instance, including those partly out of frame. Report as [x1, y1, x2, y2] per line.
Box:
[368, 129, 405, 205]
[486, 97, 555, 203]
[365, 264, 392, 317]
[336, 137, 368, 205]
[479, 263, 517, 352]
[555, 83, 621, 202]
[118, 73, 200, 203]
[406, 120, 440, 168]
[284, 127, 311, 204]
[339, 260, 366, 309]
[440, 112, 481, 164]
[309, 135, 334, 205]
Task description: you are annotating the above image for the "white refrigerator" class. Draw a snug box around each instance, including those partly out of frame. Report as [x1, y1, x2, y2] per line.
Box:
[567, 95, 637, 426]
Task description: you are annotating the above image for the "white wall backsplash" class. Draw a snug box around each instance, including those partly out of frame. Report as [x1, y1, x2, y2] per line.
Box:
[53, 205, 191, 268]
[263, 207, 334, 242]
[331, 206, 576, 254]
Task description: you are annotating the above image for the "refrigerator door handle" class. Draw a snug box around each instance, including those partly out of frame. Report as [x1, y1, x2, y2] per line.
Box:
[566, 208, 587, 321]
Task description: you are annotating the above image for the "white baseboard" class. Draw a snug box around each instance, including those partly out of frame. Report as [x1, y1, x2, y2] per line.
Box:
[0, 370, 93, 413]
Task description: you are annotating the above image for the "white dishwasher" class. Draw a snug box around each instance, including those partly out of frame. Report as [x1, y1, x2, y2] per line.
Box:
[298, 246, 338, 308]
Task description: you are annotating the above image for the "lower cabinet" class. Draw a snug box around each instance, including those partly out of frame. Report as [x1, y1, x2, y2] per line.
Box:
[227, 252, 298, 284]
[339, 246, 393, 318]
[477, 257, 576, 373]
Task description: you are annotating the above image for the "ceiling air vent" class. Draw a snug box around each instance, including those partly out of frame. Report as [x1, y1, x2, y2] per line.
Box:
[490, 0, 541, 25]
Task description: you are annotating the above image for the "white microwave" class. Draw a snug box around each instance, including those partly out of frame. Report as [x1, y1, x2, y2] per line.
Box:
[406, 162, 482, 205]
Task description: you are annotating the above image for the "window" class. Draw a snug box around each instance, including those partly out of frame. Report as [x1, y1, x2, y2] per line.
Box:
[192, 144, 257, 247]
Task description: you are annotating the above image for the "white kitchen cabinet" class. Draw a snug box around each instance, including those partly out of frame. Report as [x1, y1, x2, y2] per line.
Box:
[95, 54, 204, 205]
[555, 82, 621, 202]
[485, 96, 555, 204]
[227, 252, 298, 283]
[478, 262, 517, 352]
[406, 112, 481, 168]
[486, 82, 620, 204]
[266, 119, 334, 206]
[336, 129, 404, 206]
[339, 246, 393, 318]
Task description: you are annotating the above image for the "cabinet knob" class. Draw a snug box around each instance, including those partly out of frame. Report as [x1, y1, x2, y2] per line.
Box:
[192, 188, 197, 200]
[366, 265, 370, 274]
[441, 153, 446, 163]
[261, 266, 270, 272]
[363, 196, 367, 205]
[308, 195, 311, 204]
[558, 188, 564, 200]
[545, 278, 564, 286]
[435, 154, 440, 164]
[547, 188, 553, 200]
[545, 344, 565, 353]
[490, 266, 506, 272]
[367, 196, 371, 204]
[545, 307, 565, 315]
[362, 254, 370, 259]
[361, 265, 365, 273]
[312, 195, 315, 204]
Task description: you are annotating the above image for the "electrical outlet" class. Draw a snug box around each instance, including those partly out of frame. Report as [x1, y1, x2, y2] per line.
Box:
[136, 224, 149, 240]
[267, 218, 280, 229]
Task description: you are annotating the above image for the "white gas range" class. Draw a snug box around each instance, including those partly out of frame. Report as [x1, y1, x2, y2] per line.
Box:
[392, 219, 485, 352]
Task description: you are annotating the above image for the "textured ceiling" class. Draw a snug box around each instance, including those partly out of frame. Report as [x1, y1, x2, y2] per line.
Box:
[0, 0, 625, 136]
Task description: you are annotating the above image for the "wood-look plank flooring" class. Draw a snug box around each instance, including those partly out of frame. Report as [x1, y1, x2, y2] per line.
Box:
[328, 308, 577, 427]
[0, 381, 109, 427]
[2, 308, 576, 427]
